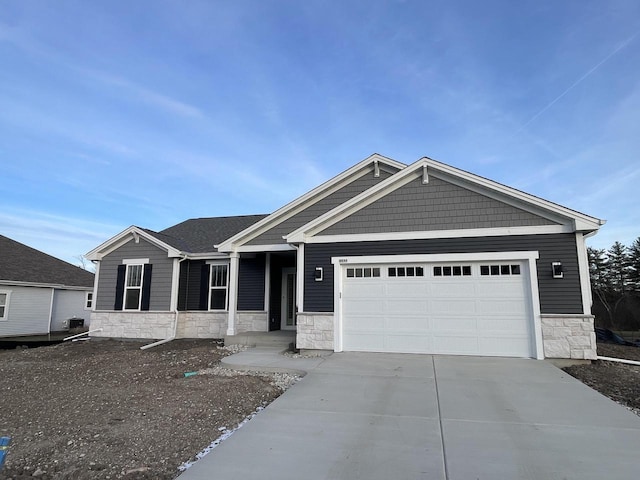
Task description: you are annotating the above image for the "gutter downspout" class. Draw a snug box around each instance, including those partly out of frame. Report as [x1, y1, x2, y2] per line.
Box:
[141, 255, 188, 350]
[47, 288, 55, 336]
[597, 356, 640, 366]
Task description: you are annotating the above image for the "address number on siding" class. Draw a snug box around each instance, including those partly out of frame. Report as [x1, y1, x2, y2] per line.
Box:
[338, 258, 348, 263]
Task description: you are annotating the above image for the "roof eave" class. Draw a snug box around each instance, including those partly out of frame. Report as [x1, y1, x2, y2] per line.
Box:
[216, 153, 406, 252]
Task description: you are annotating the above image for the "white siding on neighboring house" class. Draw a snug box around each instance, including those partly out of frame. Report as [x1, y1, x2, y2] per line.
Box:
[0, 285, 52, 337]
[51, 289, 91, 331]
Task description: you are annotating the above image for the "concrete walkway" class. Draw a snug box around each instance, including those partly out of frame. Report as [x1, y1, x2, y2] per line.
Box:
[179, 349, 640, 480]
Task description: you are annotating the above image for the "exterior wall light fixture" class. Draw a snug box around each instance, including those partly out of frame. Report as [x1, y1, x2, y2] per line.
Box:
[551, 262, 563, 279]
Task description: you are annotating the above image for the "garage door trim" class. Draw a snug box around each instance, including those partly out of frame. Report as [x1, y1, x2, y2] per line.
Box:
[331, 251, 543, 359]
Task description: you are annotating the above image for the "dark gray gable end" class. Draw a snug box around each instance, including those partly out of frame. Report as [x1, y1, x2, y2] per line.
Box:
[319, 172, 559, 236]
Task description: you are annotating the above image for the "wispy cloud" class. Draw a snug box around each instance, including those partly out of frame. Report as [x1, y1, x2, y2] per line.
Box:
[516, 31, 639, 133]
[0, 208, 125, 263]
[80, 69, 205, 119]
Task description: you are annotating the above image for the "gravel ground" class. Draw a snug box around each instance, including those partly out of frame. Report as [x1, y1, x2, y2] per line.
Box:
[0, 339, 296, 479]
[563, 343, 640, 415]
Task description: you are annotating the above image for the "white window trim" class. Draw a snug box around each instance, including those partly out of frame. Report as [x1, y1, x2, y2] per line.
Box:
[331, 251, 543, 360]
[84, 291, 93, 310]
[0, 290, 11, 321]
[122, 258, 150, 265]
[124, 263, 144, 311]
[208, 262, 229, 311]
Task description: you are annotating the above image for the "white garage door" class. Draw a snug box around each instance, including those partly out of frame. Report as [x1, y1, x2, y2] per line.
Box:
[341, 262, 534, 357]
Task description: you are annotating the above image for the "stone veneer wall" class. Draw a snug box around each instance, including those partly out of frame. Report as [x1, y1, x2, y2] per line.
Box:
[297, 312, 334, 350]
[176, 312, 227, 338]
[90, 311, 269, 340]
[236, 312, 269, 333]
[540, 314, 596, 360]
[90, 312, 175, 339]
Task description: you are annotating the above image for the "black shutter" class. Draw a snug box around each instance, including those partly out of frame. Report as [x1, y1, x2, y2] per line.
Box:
[199, 264, 210, 311]
[141, 264, 153, 311]
[177, 261, 188, 311]
[114, 265, 126, 310]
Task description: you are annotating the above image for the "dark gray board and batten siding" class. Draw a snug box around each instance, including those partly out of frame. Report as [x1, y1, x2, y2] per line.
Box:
[304, 234, 584, 315]
[96, 238, 173, 311]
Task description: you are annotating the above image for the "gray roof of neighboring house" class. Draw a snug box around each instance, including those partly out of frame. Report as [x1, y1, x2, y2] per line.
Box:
[146, 215, 268, 253]
[0, 234, 95, 287]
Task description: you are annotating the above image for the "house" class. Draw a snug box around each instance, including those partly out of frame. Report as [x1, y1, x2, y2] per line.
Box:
[86, 154, 604, 360]
[0, 234, 95, 338]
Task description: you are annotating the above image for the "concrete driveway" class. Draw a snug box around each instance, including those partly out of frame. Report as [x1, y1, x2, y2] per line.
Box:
[179, 350, 640, 480]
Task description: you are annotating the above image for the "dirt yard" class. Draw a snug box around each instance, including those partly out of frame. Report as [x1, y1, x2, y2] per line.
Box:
[0, 339, 295, 479]
[563, 343, 640, 414]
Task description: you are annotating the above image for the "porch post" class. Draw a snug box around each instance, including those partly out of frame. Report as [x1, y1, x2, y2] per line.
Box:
[296, 243, 304, 313]
[227, 252, 239, 336]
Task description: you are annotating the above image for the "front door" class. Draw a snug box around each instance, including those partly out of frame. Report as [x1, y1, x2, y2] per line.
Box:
[281, 268, 297, 330]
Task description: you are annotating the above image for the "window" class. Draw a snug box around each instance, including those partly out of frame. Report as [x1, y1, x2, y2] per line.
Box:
[124, 264, 143, 310]
[434, 265, 472, 277]
[0, 291, 9, 320]
[388, 266, 425, 278]
[85, 292, 93, 310]
[480, 264, 521, 276]
[209, 264, 228, 310]
[346, 267, 380, 278]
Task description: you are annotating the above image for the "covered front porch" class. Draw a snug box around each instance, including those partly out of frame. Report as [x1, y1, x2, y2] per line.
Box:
[226, 249, 300, 336]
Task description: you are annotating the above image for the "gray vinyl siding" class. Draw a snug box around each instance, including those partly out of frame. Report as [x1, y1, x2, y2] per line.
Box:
[0, 286, 52, 337]
[304, 234, 582, 314]
[320, 174, 557, 236]
[51, 289, 90, 331]
[247, 168, 394, 245]
[238, 255, 266, 311]
[96, 238, 173, 311]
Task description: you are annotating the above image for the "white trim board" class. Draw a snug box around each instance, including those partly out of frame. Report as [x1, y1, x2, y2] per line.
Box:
[331, 251, 540, 265]
[216, 154, 406, 252]
[307, 225, 572, 244]
[86, 226, 182, 261]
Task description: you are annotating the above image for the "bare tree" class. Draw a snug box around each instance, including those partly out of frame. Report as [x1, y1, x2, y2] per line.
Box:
[74, 255, 96, 273]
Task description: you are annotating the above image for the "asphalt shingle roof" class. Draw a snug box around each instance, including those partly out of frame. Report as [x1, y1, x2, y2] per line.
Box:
[150, 215, 268, 253]
[0, 234, 95, 287]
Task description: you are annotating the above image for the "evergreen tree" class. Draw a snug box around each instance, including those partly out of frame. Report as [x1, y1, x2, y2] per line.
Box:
[628, 237, 640, 293]
[606, 241, 631, 294]
[587, 247, 609, 291]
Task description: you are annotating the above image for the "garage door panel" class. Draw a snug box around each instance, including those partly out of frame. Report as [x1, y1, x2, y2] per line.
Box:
[478, 317, 529, 333]
[391, 315, 431, 331]
[431, 299, 477, 315]
[341, 261, 534, 358]
[386, 298, 429, 315]
[345, 317, 386, 331]
[476, 282, 525, 297]
[430, 283, 476, 297]
[386, 334, 431, 353]
[477, 299, 527, 316]
[343, 299, 383, 316]
[385, 283, 428, 296]
[431, 316, 477, 332]
[433, 335, 479, 354]
[343, 333, 386, 351]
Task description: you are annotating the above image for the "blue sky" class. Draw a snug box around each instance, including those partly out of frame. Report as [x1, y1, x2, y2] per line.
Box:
[1, 1, 638, 265]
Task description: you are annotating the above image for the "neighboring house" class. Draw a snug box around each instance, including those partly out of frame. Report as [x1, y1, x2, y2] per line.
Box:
[86, 154, 604, 360]
[0, 235, 95, 338]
